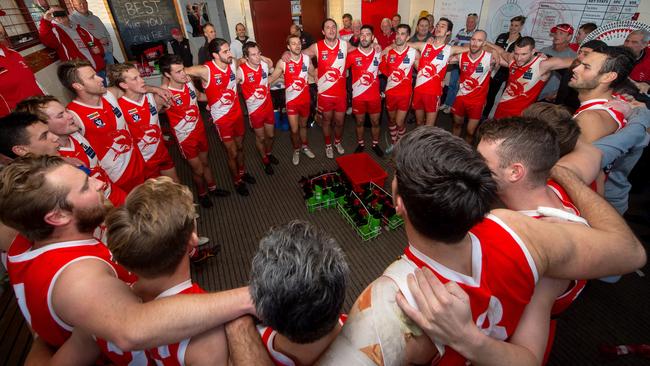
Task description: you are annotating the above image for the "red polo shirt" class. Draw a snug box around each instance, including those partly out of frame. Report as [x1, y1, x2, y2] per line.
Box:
[630, 48, 650, 83]
[0, 45, 44, 117]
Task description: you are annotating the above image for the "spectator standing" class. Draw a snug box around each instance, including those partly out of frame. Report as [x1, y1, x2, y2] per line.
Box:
[569, 22, 597, 51]
[230, 23, 252, 60]
[441, 13, 479, 113]
[339, 14, 353, 42]
[290, 24, 315, 50]
[625, 29, 650, 83]
[168, 27, 193, 67]
[376, 18, 395, 48]
[0, 22, 44, 117]
[349, 19, 361, 47]
[538, 23, 577, 100]
[69, 0, 114, 65]
[482, 15, 525, 118]
[198, 23, 217, 64]
[39, 6, 105, 75]
[409, 17, 433, 42]
[391, 14, 401, 31]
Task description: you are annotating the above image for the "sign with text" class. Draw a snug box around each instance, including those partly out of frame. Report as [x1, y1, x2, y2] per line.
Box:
[106, 0, 182, 60]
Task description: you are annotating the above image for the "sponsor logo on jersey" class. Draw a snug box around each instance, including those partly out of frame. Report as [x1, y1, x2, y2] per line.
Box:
[262, 70, 267, 79]
[523, 70, 533, 80]
[189, 89, 197, 99]
[229, 72, 236, 81]
[81, 142, 96, 159]
[112, 106, 123, 118]
[476, 64, 484, 73]
[436, 53, 445, 60]
[337, 50, 344, 59]
[403, 56, 410, 64]
[301, 63, 307, 72]
[149, 103, 157, 115]
[373, 58, 379, 66]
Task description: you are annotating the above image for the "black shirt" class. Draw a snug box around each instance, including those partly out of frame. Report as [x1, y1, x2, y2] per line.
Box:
[169, 38, 193, 67]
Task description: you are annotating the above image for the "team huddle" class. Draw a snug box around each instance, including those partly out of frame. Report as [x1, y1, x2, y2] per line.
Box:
[0, 12, 648, 366]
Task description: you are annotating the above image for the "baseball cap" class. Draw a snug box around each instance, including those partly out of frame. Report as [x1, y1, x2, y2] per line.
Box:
[171, 28, 181, 36]
[551, 24, 574, 35]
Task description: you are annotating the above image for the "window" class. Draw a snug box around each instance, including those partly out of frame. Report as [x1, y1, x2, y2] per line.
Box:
[0, 0, 71, 50]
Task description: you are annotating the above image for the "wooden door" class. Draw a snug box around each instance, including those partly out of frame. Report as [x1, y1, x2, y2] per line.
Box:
[249, 0, 293, 62]
[300, 0, 326, 43]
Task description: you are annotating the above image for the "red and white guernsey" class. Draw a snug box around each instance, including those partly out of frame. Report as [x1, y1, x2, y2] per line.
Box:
[456, 50, 492, 100]
[384, 215, 538, 365]
[239, 61, 274, 117]
[67, 93, 145, 192]
[381, 46, 417, 97]
[573, 98, 627, 130]
[166, 82, 207, 144]
[6, 237, 136, 347]
[256, 314, 348, 366]
[494, 55, 548, 118]
[94, 338, 149, 366]
[346, 48, 381, 101]
[316, 39, 348, 98]
[415, 43, 452, 96]
[203, 60, 242, 124]
[146, 280, 205, 366]
[284, 54, 311, 106]
[58, 132, 126, 207]
[118, 93, 167, 164]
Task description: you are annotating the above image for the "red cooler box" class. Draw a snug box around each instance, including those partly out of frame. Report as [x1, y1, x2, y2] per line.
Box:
[336, 153, 388, 191]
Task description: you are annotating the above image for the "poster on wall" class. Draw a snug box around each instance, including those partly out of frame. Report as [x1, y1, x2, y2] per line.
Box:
[433, 0, 484, 34]
[182, 1, 211, 38]
[485, 0, 640, 48]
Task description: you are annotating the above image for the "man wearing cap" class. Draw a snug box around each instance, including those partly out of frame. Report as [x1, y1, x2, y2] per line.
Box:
[168, 28, 193, 67]
[538, 24, 577, 100]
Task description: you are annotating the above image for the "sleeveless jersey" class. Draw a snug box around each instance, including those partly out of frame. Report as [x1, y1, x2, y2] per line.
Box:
[6, 238, 136, 347]
[456, 50, 492, 100]
[256, 314, 348, 366]
[1, 233, 31, 270]
[146, 280, 205, 366]
[239, 61, 274, 117]
[346, 48, 381, 102]
[165, 82, 207, 144]
[495, 55, 548, 118]
[316, 39, 348, 98]
[415, 43, 452, 96]
[119, 93, 168, 167]
[381, 46, 417, 97]
[203, 61, 242, 124]
[58, 132, 126, 206]
[284, 54, 310, 105]
[383, 215, 537, 365]
[94, 338, 149, 366]
[573, 98, 627, 131]
[67, 93, 145, 191]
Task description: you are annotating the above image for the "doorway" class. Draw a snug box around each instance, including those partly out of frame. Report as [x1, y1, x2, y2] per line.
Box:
[249, 0, 293, 61]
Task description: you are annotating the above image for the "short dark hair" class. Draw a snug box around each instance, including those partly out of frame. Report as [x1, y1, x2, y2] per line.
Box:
[250, 220, 348, 344]
[394, 127, 497, 243]
[107, 63, 137, 89]
[515, 36, 535, 49]
[0, 112, 44, 158]
[579, 22, 597, 34]
[439, 17, 453, 34]
[360, 24, 374, 34]
[581, 39, 607, 52]
[511, 16, 526, 24]
[417, 17, 430, 26]
[322, 18, 337, 31]
[242, 41, 258, 57]
[477, 117, 560, 186]
[57, 59, 93, 93]
[158, 54, 184, 77]
[396, 23, 411, 36]
[522, 103, 580, 156]
[208, 38, 229, 57]
[393, 14, 401, 20]
[342, 13, 352, 21]
[595, 46, 635, 89]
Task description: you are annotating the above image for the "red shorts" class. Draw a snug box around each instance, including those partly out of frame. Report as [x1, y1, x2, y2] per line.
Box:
[248, 108, 275, 129]
[451, 95, 485, 120]
[145, 147, 175, 177]
[352, 98, 382, 115]
[178, 131, 209, 160]
[317, 94, 346, 113]
[385, 94, 411, 112]
[286, 100, 310, 117]
[411, 92, 440, 113]
[214, 116, 245, 142]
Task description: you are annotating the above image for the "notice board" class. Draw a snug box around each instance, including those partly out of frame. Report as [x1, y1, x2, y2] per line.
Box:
[105, 0, 182, 60]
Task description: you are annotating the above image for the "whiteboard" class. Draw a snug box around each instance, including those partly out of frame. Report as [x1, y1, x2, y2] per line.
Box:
[433, 0, 484, 35]
[484, 0, 640, 48]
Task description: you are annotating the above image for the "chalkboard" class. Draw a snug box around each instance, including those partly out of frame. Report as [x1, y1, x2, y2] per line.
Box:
[105, 0, 182, 60]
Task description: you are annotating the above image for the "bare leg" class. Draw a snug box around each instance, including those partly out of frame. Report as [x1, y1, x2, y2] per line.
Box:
[424, 111, 438, 127]
[466, 118, 480, 144]
[159, 166, 180, 183]
[452, 114, 465, 137]
[414, 109, 425, 126]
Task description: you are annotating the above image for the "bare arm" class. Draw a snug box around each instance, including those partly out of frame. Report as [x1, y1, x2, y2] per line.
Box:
[185, 65, 210, 83]
[52, 259, 254, 351]
[268, 59, 285, 85]
[225, 316, 273, 366]
[24, 336, 56, 366]
[492, 165, 645, 280]
[450, 45, 470, 56]
[0, 223, 17, 252]
[46, 329, 101, 366]
[303, 43, 318, 59]
[540, 57, 574, 74]
[556, 140, 603, 184]
[185, 325, 229, 366]
[405, 41, 427, 52]
[575, 110, 619, 142]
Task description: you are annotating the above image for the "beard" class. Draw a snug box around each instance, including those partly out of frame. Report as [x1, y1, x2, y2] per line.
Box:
[74, 197, 113, 234]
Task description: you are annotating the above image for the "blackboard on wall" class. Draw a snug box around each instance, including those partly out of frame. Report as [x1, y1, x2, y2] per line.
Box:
[105, 0, 182, 60]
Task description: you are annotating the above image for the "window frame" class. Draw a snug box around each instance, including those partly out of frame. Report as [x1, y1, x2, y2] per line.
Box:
[0, 0, 72, 51]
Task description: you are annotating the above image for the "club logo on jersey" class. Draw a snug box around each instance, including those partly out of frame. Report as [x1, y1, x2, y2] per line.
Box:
[214, 75, 222, 85]
[337, 50, 344, 59]
[173, 94, 183, 105]
[128, 108, 140, 122]
[423, 50, 430, 57]
[87, 112, 104, 128]
[288, 64, 295, 73]
[107, 129, 133, 158]
[141, 126, 162, 148]
[321, 52, 328, 61]
[247, 72, 255, 82]
[324, 68, 342, 82]
[389, 55, 396, 63]
[355, 57, 362, 66]
[253, 86, 267, 100]
[461, 62, 469, 71]
[523, 70, 533, 80]
[359, 71, 375, 86]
